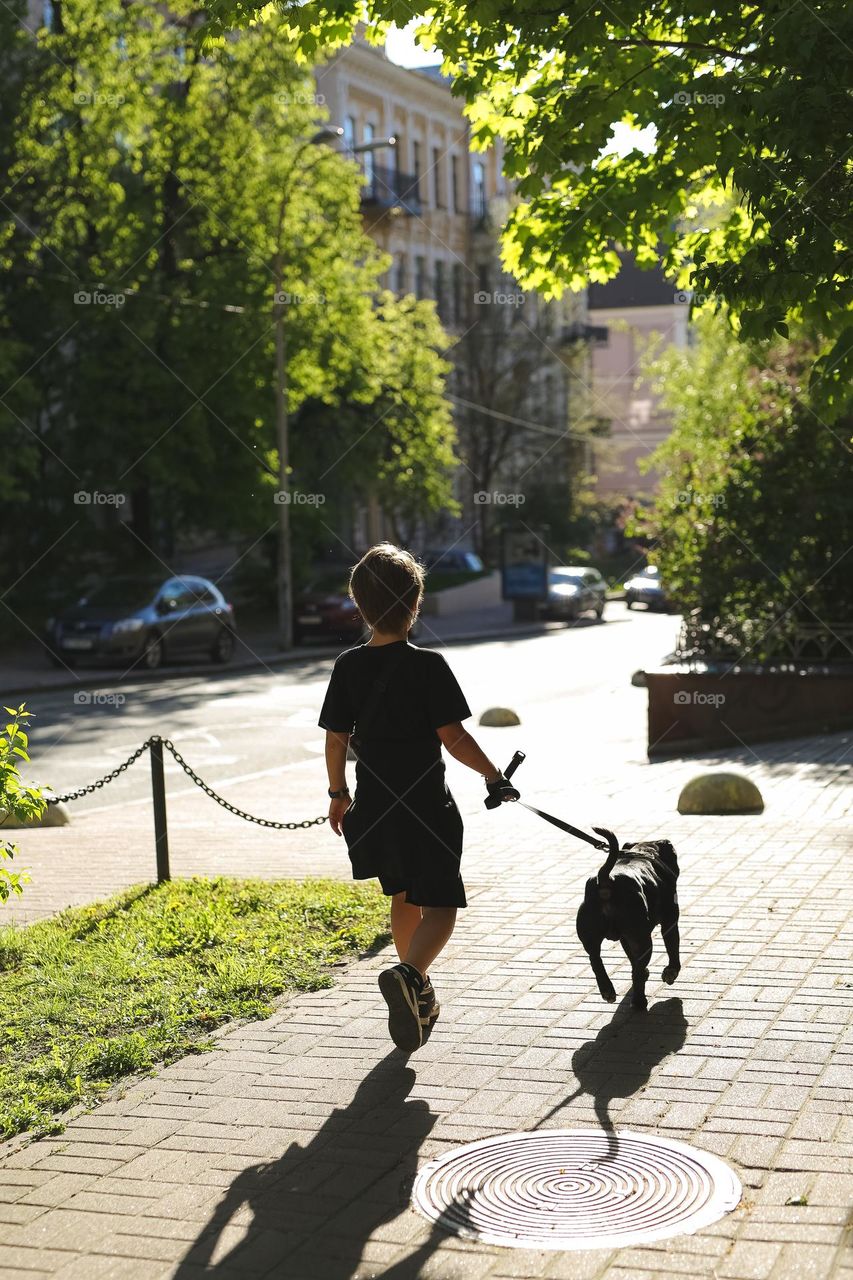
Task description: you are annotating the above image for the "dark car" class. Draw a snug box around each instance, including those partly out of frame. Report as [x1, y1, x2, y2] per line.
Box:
[294, 578, 365, 644]
[44, 575, 237, 670]
[624, 565, 670, 611]
[541, 565, 607, 622]
[422, 548, 484, 573]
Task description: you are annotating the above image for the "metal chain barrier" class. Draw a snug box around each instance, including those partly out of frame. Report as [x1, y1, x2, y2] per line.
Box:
[45, 738, 154, 804]
[45, 734, 327, 828]
[159, 738, 326, 830]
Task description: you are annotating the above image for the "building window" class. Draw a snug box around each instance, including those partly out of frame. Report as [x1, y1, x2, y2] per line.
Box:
[432, 147, 443, 208]
[451, 155, 462, 212]
[343, 115, 356, 153]
[396, 254, 408, 296]
[473, 161, 486, 218]
[412, 140, 422, 203]
[363, 122, 375, 190]
[477, 263, 490, 297]
[435, 260, 446, 319]
[415, 256, 427, 300]
[452, 262, 464, 324]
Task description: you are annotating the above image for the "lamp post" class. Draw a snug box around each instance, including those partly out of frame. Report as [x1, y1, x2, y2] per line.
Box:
[274, 129, 396, 651]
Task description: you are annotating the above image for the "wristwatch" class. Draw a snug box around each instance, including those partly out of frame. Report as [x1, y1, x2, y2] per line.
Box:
[328, 786, 351, 799]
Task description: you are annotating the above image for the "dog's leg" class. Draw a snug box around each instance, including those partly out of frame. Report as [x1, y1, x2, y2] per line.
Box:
[588, 942, 617, 1004]
[661, 898, 681, 984]
[577, 901, 616, 1003]
[621, 932, 652, 1011]
[582, 934, 616, 1004]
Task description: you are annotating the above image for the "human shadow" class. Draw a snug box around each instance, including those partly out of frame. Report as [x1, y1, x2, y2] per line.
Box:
[173, 1052, 438, 1278]
[537, 995, 687, 1160]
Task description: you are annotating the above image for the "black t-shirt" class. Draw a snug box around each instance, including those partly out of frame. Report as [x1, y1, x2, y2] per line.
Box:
[318, 640, 471, 743]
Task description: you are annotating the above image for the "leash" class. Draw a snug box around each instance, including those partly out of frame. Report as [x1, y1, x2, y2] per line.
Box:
[489, 751, 608, 851]
[519, 803, 608, 851]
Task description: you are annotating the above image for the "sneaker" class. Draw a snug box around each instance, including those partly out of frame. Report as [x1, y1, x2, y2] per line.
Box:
[418, 977, 440, 1043]
[378, 963, 423, 1052]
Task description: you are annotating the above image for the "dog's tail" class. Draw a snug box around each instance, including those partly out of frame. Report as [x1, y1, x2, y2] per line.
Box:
[592, 827, 620, 888]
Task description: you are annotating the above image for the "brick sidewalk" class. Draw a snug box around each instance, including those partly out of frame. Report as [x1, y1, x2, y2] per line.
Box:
[1, 740, 851, 1278]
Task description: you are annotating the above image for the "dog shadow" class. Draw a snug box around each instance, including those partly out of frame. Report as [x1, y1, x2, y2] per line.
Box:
[172, 1053, 438, 1278]
[539, 995, 687, 1160]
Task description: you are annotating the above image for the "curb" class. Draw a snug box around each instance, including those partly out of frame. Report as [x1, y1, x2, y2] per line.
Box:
[1, 619, 578, 699]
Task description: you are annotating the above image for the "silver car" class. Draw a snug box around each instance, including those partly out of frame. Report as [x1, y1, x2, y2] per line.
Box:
[542, 566, 607, 622]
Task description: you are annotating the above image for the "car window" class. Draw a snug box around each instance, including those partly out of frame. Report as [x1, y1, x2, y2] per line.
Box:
[79, 579, 162, 610]
[549, 569, 584, 586]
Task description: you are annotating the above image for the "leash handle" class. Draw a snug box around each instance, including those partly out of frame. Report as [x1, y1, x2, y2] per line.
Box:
[484, 750, 525, 809]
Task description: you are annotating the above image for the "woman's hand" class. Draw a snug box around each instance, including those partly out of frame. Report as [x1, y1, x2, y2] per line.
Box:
[328, 793, 352, 836]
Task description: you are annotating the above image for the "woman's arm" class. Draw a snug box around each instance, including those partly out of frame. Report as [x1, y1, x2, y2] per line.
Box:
[436, 722, 500, 782]
[324, 730, 351, 836]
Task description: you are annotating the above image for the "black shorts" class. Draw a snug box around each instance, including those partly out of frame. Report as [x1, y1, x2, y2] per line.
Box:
[341, 781, 467, 909]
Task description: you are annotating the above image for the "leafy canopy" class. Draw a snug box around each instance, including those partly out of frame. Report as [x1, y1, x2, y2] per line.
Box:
[637, 311, 853, 645]
[201, 0, 853, 421]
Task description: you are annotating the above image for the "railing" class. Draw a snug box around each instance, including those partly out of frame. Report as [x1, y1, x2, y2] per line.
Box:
[675, 617, 853, 667]
[362, 165, 422, 215]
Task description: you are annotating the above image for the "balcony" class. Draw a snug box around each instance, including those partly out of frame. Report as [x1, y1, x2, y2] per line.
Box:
[361, 166, 422, 216]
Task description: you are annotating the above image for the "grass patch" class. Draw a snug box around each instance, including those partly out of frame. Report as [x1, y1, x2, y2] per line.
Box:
[0, 876, 389, 1141]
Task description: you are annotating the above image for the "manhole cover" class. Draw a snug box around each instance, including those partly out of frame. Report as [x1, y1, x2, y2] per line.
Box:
[412, 1129, 741, 1250]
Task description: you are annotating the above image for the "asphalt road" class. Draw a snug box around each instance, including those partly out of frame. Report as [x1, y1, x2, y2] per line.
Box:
[18, 603, 680, 823]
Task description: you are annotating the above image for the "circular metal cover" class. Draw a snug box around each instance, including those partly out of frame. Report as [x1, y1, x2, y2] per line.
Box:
[412, 1128, 741, 1250]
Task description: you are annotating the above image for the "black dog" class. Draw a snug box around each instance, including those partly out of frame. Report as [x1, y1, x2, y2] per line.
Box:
[576, 827, 680, 1012]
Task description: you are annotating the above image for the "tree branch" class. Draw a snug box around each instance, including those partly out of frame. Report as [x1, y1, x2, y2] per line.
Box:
[610, 37, 760, 62]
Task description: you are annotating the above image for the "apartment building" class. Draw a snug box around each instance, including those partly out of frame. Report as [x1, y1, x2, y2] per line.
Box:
[587, 252, 691, 504]
[316, 39, 585, 558]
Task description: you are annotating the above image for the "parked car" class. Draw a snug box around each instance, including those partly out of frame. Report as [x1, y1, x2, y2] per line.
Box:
[541, 565, 607, 622]
[422, 548, 484, 573]
[44, 575, 237, 670]
[624, 565, 670, 611]
[294, 578, 365, 644]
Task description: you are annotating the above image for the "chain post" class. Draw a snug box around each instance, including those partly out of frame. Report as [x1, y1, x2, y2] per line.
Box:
[149, 736, 171, 883]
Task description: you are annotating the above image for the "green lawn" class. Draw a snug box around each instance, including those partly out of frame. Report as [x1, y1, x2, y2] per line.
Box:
[0, 877, 389, 1141]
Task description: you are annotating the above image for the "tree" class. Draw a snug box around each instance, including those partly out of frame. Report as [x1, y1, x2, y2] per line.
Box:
[200, 0, 853, 422]
[636, 311, 853, 657]
[0, 0, 457, 631]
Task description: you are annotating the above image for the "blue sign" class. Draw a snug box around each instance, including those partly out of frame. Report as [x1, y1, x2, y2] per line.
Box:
[501, 531, 548, 600]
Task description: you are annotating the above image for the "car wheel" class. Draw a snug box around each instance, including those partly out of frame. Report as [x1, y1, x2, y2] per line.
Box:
[210, 627, 235, 664]
[140, 633, 164, 670]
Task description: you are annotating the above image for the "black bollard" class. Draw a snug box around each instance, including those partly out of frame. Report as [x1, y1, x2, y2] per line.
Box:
[150, 737, 171, 883]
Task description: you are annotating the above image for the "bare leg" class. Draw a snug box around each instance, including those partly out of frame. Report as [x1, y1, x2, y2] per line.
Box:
[404, 906, 457, 977]
[390, 892, 422, 963]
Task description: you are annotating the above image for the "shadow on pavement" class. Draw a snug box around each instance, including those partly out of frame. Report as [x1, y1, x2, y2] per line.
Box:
[173, 1052, 438, 1279]
[538, 995, 687, 1157]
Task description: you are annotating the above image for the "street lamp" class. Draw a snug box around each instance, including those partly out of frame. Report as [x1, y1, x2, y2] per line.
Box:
[274, 128, 396, 651]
